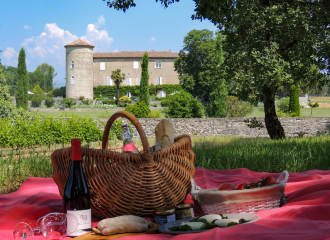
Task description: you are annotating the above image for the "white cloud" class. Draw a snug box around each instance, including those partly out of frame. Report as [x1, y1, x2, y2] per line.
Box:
[112, 49, 119, 52]
[150, 37, 156, 42]
[24, 25, 32, 30]
[2, 47, 19, 66]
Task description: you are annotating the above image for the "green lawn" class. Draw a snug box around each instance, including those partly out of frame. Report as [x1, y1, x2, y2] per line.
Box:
[38, 109, 120, 118]
[246, 107, 330, 118]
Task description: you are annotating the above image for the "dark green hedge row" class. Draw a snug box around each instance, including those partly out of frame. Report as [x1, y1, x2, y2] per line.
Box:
[93, 84, 182, 99]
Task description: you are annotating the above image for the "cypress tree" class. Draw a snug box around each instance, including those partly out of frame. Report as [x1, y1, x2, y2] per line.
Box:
[47, 67, 53, 92]
[16, 48, 29, 110]
[209, 32, 228, 117]
[140, 52, 150, 106]
[289, 85, 300, 117]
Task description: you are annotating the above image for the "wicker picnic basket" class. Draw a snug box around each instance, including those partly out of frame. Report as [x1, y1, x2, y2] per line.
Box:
[191, 170, 289, 214]
[51, 111, 196, 219]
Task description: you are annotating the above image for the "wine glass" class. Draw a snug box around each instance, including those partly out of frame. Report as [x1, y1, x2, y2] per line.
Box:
[13, 213, 78, 239]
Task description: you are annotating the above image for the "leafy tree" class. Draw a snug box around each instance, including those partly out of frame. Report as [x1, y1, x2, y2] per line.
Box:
[308, 101, 319, 116]
[289, 85, 300, 117]
[125, 100, 151, 118]
[16, 48, 29, 110]
[0, 65, 16, 119]
[111, 69, 126, 106]
[47, 66, 53, 92]
[32, 85, 45, 98]
[163, 91, 203, 118]
[174, 29, 216, 101]
[140, 52, 150, 106]
[227, 96, 254, 117]
[105, 0, 330, 140]
[208, 32, 228, 117]
[0, 65, 18, 96]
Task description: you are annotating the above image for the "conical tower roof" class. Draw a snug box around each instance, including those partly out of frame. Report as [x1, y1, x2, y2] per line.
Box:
[64, 39, 95, 48]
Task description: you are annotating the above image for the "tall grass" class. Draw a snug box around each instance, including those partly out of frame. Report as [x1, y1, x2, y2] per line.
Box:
[193, 135, 330, 173]
[1, 135, 330, 194]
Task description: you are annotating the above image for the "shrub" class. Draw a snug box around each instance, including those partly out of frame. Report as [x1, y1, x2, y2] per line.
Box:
[125, 100, 151, 118]
[161, 98, 170, 107]
[45, 98, 54, 108]
[227, 96, 254, 117]
[47, 91, 54, 98]
[79, 96, 85, 101]
[148, 110, 162, 118]
[53, 86, 66, 98]
[119, 96, 130, 101]
[163, 91, 203, 118]
[81, 99, 90, 105]
[31, 96, 43, 107]
[62, 98, 75, 108]
[152, 103, 158, 107]
[289, 85, 300, 117]
[277, 97, 290, 113]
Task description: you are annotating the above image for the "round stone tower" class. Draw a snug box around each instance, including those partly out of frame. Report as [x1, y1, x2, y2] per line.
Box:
[64, 39, 94, 99]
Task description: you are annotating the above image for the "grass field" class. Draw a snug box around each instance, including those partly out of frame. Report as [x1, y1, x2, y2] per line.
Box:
[1, 135, 330, 194]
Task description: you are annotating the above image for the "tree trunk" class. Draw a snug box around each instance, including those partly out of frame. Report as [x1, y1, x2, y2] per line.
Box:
[116, 84, 119, 106]
[262, 83, 286, 140]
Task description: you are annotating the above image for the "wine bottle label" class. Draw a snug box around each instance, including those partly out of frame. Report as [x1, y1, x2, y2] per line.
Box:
[67, 209, 91, 237]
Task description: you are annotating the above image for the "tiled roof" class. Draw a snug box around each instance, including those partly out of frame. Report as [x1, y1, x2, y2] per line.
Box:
[64, 39, 95, 48]
[93, 51, 178, 59]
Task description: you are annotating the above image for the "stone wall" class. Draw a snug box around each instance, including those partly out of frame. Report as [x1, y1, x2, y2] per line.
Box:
[99, 117, 330, 139]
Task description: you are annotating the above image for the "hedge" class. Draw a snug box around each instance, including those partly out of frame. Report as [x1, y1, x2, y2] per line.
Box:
[93, 84, 182, 99]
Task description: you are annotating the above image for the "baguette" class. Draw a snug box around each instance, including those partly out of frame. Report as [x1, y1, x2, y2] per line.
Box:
[155, 119, 175, 150]
[96, 215, 152, 235]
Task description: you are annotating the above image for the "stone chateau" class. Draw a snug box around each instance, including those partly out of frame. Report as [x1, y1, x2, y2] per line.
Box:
[64, 39, 180, 99]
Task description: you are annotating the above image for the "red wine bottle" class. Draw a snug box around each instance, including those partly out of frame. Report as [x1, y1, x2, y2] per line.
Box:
[63, 138, 91, 237]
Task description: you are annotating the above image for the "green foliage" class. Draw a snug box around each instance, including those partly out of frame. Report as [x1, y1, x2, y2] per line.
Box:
[81, 99, 90, 105]
[31, 96, 43, 107]
[163, 91, 203, 118]
[140, 52, 150, 106]
[0, 67, 16, 119]
[208, 32, 228, 117]
[62, 98, 75, 108]
[46, 91, 54, 98]
[227, 96, 254, 117]
[45, 98, 54, 108]
[16, 48, 29, 110]
[289, 85, 300, 117]
[308, 101, 319, 116]
[53, 86, 66, 98]
[119, 95, 130, 101]
[47, 66, 53, 92]
[32, 84, 45, 98]
[174, 29, 217, 102]
[277, 97, 290, 113]
[124, 100, 151, 118]
[0, 65, 18, 96]
[79, 96, 85, 101]
[93, 84, 182, 100]
[29, 63, 56, 92]
[111, 69, 126, 105]
[148, 110, 162, 118]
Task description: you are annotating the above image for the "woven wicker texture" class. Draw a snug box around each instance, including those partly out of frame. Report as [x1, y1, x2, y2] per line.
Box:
[191, 170, 289, 214]
[51, 111, 196, 219]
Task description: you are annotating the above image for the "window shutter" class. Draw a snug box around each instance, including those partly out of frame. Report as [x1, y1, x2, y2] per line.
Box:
[71, 76, 74, 85]
[110, 78, 112, 86]
[133, 61, 138, 69]
[157, 77, 160, 85]
[139, 77, 141, 85]
[160, 77, 162, 85]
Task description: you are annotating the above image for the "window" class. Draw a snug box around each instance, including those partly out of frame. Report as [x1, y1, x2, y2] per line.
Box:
[126, 92, 132, 98]
[138, 77, 141, 86]
[71, 61, 74, 69]
[71, 76, 74, 85]
[133, 61, 139, 69]
[107, 77, 112, 86]
[100, 62, 105, 70]
[127, 78, 132, 86]
[155, 61, 162, 68]
[157, 77, 162, 85]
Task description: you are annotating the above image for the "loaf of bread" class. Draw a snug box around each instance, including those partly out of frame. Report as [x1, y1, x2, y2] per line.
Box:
[95, 215, 152, 235]
[154, 119, 175, 151]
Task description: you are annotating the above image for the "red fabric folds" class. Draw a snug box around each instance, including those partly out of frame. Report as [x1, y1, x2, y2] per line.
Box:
[1, 168, 330, 240]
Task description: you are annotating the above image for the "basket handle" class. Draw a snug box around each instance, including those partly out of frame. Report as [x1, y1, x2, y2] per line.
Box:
[277, 170, 289, 185]
[102, 111, 150, 152]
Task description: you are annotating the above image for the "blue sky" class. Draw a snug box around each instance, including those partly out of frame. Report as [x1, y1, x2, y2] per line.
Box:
[0, 0, 218, 87]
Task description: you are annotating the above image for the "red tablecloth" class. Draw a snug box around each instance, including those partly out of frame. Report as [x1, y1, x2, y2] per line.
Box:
[1, 167, 330, 240]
